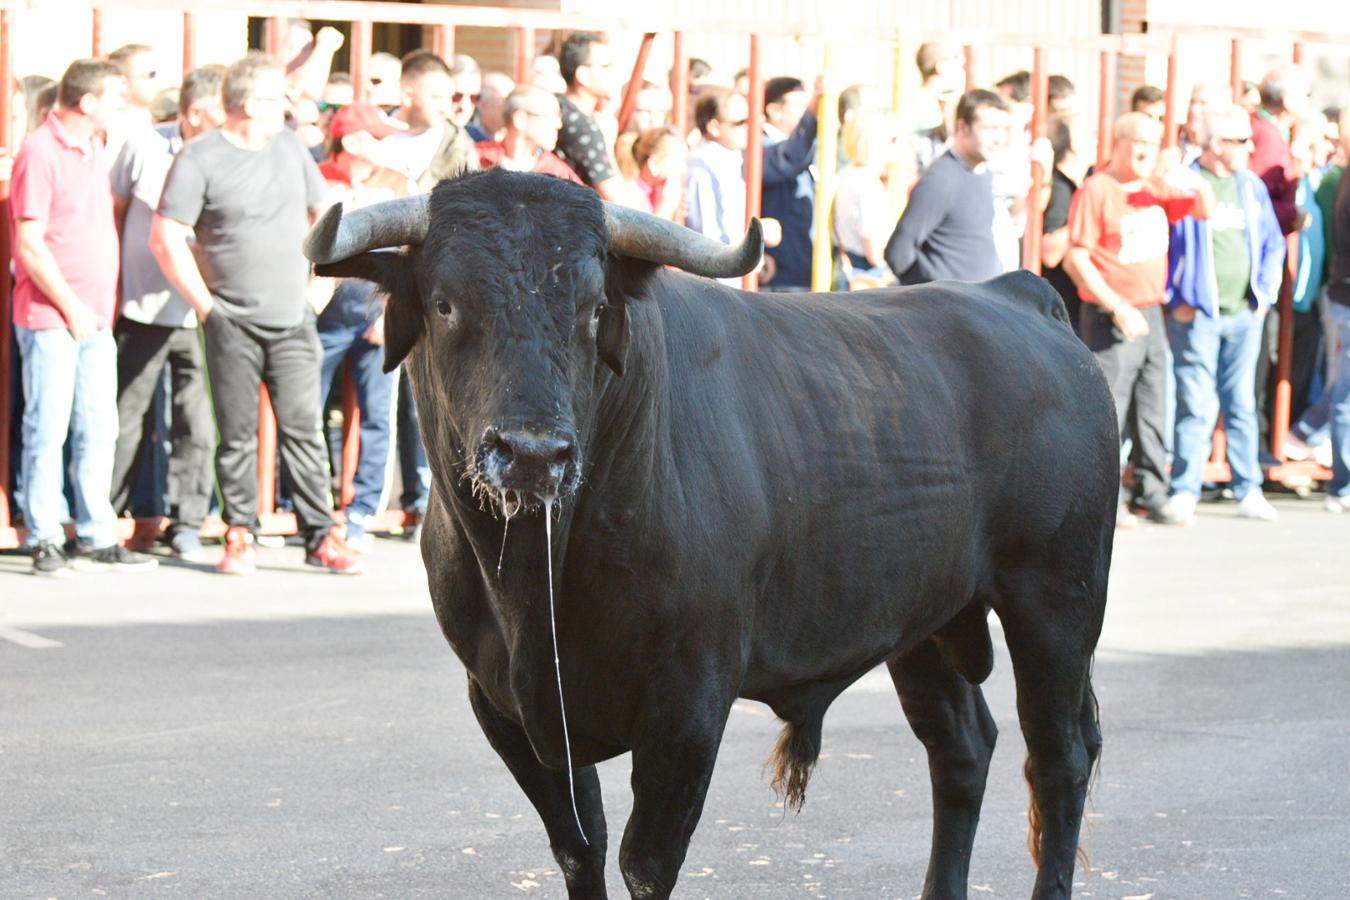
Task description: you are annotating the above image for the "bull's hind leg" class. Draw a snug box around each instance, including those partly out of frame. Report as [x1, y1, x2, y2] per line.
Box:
[888, 636, 998, 899]
[995, 575, 1105, 899]
[467, 677, 609, 899]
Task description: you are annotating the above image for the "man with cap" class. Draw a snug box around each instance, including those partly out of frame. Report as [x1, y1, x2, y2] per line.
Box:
[313, 102, 414, 550]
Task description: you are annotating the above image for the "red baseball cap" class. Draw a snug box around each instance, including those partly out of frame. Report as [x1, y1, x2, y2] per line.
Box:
[329, 103, 405, 141]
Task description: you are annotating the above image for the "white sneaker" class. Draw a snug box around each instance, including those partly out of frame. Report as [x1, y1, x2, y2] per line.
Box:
[1236, 491, 1279, 521]
[1313, 442, 1333, 469]
[1283, 432, 1313, 461]
[1325, 494, 1350, 514]
[1162, 493, 1198, 525]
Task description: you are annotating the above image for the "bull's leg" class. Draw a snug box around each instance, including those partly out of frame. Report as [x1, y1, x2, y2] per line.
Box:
[467, 677, 609, 899]
[619, 705, 730, 899]
[996, 583, 1103, 900]
[888, 637, 998, 900]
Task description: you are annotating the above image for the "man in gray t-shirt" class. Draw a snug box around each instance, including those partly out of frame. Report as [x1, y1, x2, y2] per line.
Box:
[109, 65, 223, 560]
[151, 53, 363, 576]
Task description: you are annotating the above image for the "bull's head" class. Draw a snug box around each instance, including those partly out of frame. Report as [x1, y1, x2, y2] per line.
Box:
[303, 170, 762, 513]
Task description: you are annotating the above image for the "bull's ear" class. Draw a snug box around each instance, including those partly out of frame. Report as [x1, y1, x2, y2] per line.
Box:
[596, 303, 628, 376]
[316, 251, 422, 373]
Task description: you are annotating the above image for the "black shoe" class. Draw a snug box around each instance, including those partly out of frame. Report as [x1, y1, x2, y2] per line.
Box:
[31, 541, 71, 577]
[69, 543, 159, 573]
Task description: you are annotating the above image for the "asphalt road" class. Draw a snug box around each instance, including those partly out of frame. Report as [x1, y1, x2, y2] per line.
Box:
[2, 493, 1348, 899]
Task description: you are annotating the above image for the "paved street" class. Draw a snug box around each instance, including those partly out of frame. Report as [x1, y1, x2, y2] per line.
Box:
[3, 494, 1348, 899]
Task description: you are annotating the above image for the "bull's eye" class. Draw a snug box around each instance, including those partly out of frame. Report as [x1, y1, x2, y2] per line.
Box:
[434, 299, 452, 318]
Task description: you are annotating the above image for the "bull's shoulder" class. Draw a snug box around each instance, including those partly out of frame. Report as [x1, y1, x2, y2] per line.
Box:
[969, 270, 1072, 327]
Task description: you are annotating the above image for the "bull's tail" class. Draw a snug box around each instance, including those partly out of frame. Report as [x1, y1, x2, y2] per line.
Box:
[766, 717, 823, 812]
[1024, 673, 1102, 870]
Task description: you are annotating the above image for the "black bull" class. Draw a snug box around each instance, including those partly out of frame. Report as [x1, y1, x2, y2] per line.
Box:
[304, 170, 1117, 898]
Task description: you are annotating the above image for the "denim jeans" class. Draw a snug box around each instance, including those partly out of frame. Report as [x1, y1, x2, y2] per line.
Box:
[318, 321, 397, 533]
[1292, 290, 1340, 446]
[396, 367, 431, 515]
[1167, 308, 1265, 500]
[1327, 302, 1350, 498]
[15, 325, 120, 547]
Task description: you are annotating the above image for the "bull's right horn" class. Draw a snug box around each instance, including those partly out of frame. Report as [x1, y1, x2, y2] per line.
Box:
[303, 195, 431, 265]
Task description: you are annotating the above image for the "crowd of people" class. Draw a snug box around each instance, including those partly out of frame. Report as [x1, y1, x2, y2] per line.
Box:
[4, 26, 1349, 578]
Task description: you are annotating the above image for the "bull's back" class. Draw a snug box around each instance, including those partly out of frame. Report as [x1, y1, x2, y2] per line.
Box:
[653, 272, 1117, 680]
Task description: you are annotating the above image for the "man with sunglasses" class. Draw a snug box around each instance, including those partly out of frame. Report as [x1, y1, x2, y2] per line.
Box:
[449, 54, 482, 133]
[685, 87, 749, 247]
[474, 86, 580, 183]
[1162, 104, 1285, 525]
[553, 32, 640, 206]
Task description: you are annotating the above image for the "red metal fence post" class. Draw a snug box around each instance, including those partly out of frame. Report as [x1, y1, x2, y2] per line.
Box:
[0, 9, 13, 537]
[340, 364, 359, 510]
[1021, 46, 1048, 274]
[742, 34, 764, 292]
[1097, 49, 1116, 168]
[91, 8, 104, 57]
[433, 24, 455, 62]
[514, 26, 535, 86]
[183, 11, 198, 73]
[616, 32, 656, 134]
[671, 32, 688, 136]
[1230, 38, 1243, 103]
[350, 18, 373, 104]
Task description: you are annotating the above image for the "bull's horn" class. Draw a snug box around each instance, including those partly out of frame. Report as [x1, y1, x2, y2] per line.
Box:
[303, 195, 431, 265]
[604, 203, 763, 279]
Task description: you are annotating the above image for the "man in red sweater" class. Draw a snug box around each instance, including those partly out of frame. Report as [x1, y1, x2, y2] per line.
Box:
[1249, 64, 1311, 236]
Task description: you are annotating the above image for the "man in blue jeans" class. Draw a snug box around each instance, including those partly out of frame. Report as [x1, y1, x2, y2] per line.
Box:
[10, 59, 156, 575]
[1324, 136, 1350, 513]
[1163, 103, 1285, 524]
[315, 103, 411, 548]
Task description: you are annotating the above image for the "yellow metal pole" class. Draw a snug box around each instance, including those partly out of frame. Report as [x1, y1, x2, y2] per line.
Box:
[811, 43, 839, 292]
[889, 31, 918, 218]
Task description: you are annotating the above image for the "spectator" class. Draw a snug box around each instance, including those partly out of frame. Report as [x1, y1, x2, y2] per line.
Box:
[883, 89, 1008, 286]
[150, 53, 363, 576]
[1251, 64, 1311, 236]
[366, 52, 403, 109]
[105, 43, 162, 163]
[1322, 156, 1350, 512]
[315, 102, 414, 552]
[913, 41, 963, 137]
[554, 32, 637, 204]
[1063, 112, 1213, 527]
[1163, 103, 1285, 524]
[630, 127, 686, 220]
[688, 58, 713, 88]
[833, 109, 900, 289]
[449, 54, 481, 133]
[1048, 74, 1076, 120]
[760, 75, 822, 291]
[11, 74, 55, 138]
[1288, 108, 1350, 464]
[10, 59, 155, 574]
[280, 22, 345, 107]
[990, 70, 1037, 272]
[1240, 80, 1261, 115]
[472, 72, 515, 142]
[374, 51, 476, 191]
[1041, 116, 1087, 326]
[475, 86, 581, 183]
[631, 81, 673, 132]
[530, 54, 566, 95]
[109, 64, 226, 563]
[149, 87, 179, 124]
[1131, 85, 1166, 122]
[1181, 83, 1218, 160]
[684, 87, 749, 246]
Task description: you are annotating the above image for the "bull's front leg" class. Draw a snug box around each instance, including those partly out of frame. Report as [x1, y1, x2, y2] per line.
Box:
[619, 698, 731, 899]
[467, 676, 609, 898]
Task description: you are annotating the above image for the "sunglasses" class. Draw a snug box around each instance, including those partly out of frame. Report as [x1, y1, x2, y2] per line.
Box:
[723, 117, 748, 127]
[452, 92, 481, 104]
[317, 101, 345, 114]
[1220, 136, 1253, 146]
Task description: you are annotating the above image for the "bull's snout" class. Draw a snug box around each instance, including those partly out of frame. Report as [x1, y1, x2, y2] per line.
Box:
[479, 427, 578, 497]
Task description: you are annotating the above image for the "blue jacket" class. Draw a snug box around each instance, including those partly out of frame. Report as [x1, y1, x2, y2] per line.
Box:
[1167, 162, 1285, 317]
[760, 109, 818, 289]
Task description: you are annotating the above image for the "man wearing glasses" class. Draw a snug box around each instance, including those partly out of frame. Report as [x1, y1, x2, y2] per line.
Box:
[151, 54, 363, 576]
[684, 87, 750, 246]
[1162, 104, 1285, 525]
[1065, 112, 1214, 528]
[474, 86, 580, 183]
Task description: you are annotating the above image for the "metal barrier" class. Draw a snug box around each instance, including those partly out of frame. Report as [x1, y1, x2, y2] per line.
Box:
[0, 2, 1345, 546]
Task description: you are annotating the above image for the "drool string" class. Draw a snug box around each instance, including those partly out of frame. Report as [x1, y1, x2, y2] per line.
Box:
[545, 498, 588, 845]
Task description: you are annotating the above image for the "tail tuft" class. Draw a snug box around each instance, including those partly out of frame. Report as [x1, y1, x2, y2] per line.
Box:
[766, 719, 823, 812]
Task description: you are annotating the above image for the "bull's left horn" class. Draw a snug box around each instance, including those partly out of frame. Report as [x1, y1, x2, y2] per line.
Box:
[303, 195, 431, 265]
[604, 203, 763, 279]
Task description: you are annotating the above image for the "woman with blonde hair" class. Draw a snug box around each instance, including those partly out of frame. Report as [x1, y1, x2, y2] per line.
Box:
[833, 108, 901, 289]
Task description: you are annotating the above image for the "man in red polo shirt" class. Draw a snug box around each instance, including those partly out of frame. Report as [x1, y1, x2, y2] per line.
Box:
[10, 58, 155, 575]
[475, 86, 581, 183]
[1065, 111, 1213, 528]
